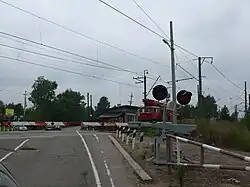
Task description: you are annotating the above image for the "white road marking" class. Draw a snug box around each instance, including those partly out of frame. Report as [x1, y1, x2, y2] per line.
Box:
[104, 160, 115, 187]
[76, 130, 101, 187]
[0, 139, 29, 162]
[93, 134, 99, 142]
[14, 139, 30, 151]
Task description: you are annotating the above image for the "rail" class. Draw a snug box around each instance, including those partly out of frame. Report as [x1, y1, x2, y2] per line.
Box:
[166, 133, 250, 171]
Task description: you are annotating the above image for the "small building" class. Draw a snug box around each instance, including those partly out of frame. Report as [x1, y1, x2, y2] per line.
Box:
[98, 105, 140, 123]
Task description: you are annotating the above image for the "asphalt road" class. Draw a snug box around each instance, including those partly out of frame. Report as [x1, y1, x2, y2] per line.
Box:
[0, 127, 136, 187]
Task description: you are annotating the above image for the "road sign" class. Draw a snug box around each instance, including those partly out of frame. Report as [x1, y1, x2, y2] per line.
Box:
[5, 108, 14, 116]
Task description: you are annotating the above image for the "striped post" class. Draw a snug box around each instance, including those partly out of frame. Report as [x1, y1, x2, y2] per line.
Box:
[126, 128, 131, 144]
[139, 132, 144, 150]
[122, 127, 126, 142]
[132, 129, 136, 150]
[116, 126, 119, 137]
[118, 126, 122, 138]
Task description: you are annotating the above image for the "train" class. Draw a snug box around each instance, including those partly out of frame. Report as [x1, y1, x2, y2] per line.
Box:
[137, 99, 180, 122]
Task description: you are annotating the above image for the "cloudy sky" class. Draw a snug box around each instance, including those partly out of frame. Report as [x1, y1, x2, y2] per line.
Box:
[0, 0, 249, 113]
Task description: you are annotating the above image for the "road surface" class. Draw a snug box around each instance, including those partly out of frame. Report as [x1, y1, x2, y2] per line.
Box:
[0, 127, 137, 187]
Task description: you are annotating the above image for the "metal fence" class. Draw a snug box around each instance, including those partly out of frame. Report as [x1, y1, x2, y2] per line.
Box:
[166, 133, 250, 171]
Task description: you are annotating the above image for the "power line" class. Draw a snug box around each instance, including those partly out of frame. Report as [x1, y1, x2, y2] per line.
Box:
[0, 31, 145, 76]
[98, 0, 244, 92]
[1, 0, 241, 94]
[0, 32, 163, 82]
[210, 64, 243, 91]
[98, 0, 200, 58]
[0, 88, 24, 95]
[0, 43, 128, 72]
[0, 55, 141, 88]
[131, 0, 169, 38]
[98, 0, 163, 39]
[0, 0, 169, 68]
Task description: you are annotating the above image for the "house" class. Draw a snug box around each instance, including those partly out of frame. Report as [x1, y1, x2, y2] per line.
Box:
[98, 105, 140, 123]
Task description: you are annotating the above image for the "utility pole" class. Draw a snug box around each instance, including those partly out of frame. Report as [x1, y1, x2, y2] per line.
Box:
[23, 91, 27, 118]
[144, 70, 147, 102]
[87, 93, 90, 121]
[245, 81, 247, 115]
[169, 21, 177, 124]
[90, 94, 93, 119]
[133, 70, 148, 106]
[248, 94, 250, 112]
[128, 93, 133, 106]
[162, 21, 177, 171]
[235, 104, 238, 118]
[197, 57, 213, 111]
[198, 57, 202, 106]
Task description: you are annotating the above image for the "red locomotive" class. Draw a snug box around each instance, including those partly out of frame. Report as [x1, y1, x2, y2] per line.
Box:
[137, 99, 179, 122]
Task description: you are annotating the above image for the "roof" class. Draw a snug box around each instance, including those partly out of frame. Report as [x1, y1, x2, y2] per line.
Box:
[98, 112, 123, 119]
[105, 105, 140, 112]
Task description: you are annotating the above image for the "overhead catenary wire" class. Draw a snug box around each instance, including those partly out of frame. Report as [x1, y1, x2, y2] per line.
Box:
[0, 55, 141, 88]
[0, 31, 148, 76]
[0, 88, 24, 95]
[0, 0, 169, 69]
[210, 63, 243, 91]
[131, 0, 169, 38]
[97, 0, 199, 57]
[0, 0, 243, 94]
[98, 0, 245, 91]
[0, 43, 129, 72]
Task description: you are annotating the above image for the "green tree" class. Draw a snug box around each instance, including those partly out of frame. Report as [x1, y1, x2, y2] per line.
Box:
[230, 106, 238, 121]
[179, 105, 196, 119]
[198, 95, 218, 118]
[53, 89, 86, 121]
[23, 107, 40, 121]
[95, 96, 110, 117]
[0, 100, 4, 122]
[219, 105, 231, 120]
[13, 103, 24, 118]
[29, 76, 58, 120]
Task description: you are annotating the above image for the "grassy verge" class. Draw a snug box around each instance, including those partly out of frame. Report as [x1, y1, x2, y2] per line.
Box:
[196, 119, 250, 151]
[139, 119, 250, 152]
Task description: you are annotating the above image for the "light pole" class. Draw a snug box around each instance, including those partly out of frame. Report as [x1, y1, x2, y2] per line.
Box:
[162, 21, 177, 124]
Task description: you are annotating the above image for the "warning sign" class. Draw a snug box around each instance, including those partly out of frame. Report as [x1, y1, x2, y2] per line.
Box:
[5, 108, 14, 116]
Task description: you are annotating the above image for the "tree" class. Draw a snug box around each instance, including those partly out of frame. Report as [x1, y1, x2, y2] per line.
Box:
[219, 105, 230, 120]
[53, 89, 86, 121]
[198, 95, 218, 118]
[29, 76, 58, 108]
[29, 76, 58, 120]
[179, 105, 196, 119]
[13, 103, 24, 118]
[23, 107, 40, 121]
[95, 96, 110, 117]
[230, 106, 238, 121]
[0, 100, 4, 122]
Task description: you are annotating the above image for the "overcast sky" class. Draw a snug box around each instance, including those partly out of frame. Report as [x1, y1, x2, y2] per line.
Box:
[0, 0, 249, 113]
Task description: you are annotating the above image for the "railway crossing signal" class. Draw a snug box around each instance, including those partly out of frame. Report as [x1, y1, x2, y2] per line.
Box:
[152, 85, 168, 101]
[177, 90, 192, 105]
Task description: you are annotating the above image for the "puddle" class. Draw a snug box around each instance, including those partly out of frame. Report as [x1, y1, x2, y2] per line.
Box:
[20, 147, 38, 151]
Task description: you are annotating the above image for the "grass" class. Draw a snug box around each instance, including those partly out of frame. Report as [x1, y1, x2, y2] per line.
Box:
[196, 119, 250, 151]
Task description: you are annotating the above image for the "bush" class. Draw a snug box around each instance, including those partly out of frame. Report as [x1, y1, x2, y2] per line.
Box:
[139, 127, 156, 137]
[196, 119, 250, 151]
